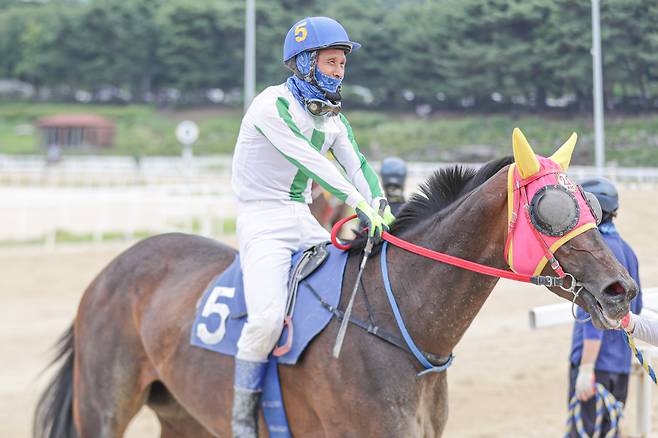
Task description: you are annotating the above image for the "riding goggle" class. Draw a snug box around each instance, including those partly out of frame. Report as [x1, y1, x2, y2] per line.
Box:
[529, 184, 603, 237]
[305, 98, 341, 117]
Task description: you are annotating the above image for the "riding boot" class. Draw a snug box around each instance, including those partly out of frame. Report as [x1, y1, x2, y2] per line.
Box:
[232, 358, 268, 438]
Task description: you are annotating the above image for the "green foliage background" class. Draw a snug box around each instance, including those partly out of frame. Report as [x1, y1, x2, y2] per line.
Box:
[1, 0, 658, 165]
[1, 0, 658, 110]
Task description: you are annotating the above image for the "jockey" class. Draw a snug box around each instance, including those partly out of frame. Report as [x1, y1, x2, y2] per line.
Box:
[230, 16, 395, 437]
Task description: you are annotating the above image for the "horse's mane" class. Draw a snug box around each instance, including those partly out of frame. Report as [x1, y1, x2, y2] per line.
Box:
[348, 155, 514, 253]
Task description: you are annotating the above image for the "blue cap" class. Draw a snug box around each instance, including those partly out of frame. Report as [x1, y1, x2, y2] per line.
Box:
[283, 16, 361, 62]
[580, 176, 619, 213]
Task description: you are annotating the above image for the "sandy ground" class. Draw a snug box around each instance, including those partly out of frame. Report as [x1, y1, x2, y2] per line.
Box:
[2, 187, 658, 438]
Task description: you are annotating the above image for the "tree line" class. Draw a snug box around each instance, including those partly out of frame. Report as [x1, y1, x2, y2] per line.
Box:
[1, 0, 657, 113]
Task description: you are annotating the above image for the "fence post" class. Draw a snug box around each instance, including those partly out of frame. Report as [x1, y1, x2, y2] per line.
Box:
[636, 347, 653, 437]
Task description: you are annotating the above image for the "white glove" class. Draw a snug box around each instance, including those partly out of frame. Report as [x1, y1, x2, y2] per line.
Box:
[575, 363, 596, 401]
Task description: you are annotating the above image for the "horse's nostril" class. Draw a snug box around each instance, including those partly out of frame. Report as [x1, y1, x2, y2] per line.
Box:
[604, 282, 625, 295]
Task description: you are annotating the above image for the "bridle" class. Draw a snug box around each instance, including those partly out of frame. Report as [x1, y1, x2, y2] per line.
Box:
[331, 163, 601, 328]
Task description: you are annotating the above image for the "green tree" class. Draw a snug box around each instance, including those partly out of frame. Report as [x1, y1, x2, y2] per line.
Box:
[11, 4, 81, 90]
[0, 6, 28, 78]
[66, 0, 162, 96]
[603, 0, 658, 106]
[157, 0, 244, 93]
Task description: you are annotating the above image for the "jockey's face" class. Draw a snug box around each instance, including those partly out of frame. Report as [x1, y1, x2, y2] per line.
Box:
[317, 48, 346, 80]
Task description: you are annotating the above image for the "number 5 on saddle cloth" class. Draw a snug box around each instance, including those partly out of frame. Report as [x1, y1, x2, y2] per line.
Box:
[190, 243, 346, 437]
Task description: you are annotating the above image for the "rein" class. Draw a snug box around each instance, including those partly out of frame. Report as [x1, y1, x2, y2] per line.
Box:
[329, 206, 574, 376]
[331, 214, 565, 287]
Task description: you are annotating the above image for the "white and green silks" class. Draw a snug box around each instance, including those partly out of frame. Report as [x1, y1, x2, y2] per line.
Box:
[232, 84, 383, 209]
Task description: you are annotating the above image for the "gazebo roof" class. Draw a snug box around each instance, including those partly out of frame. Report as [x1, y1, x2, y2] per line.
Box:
[37, 114, 115, 129]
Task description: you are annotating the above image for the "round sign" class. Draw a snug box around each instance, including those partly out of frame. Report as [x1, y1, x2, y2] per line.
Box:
[176, 121, 199, 145]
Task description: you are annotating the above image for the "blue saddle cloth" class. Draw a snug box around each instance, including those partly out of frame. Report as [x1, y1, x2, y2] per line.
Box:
[190, 243, 348, 436]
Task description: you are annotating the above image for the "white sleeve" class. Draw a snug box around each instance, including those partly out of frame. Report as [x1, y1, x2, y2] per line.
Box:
[255, 98, 365, 208]
[632, 313, 658, 347]
[330, 114, 384, 205]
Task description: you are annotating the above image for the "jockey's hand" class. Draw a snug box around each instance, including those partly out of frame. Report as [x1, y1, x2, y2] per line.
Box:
[372, 197, 396, 227]
[575, 363, 596, 401]
[356, 200, 388, 239]
[621, 312, 636, 334]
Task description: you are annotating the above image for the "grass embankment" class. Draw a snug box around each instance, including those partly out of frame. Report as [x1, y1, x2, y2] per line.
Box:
[1, 102, 657, 166]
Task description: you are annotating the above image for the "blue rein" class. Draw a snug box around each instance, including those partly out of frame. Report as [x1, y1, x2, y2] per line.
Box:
[381, 241, 454, 376]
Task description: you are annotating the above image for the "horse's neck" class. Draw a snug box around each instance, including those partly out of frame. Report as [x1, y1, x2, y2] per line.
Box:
[375, 172, 509, 357]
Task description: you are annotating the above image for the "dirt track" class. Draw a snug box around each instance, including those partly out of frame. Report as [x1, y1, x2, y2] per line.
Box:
[2, 187, 658, 437]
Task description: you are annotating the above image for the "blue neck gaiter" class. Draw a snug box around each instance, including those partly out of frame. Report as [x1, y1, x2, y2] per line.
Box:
[598, 219, 618, 235]
[285, 50, 342, 109]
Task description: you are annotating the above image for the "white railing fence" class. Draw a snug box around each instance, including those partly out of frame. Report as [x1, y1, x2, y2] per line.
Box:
[0, 185, 237, 246]
[3, 154, 658, 187]
[2, 155, 657, 248]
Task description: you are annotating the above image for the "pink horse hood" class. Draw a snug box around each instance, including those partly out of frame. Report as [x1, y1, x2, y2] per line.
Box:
[505, 156, 598, 276]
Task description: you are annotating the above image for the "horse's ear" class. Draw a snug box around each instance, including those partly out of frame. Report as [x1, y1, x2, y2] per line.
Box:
[549, 132, 578, 171]
[512, 128, 540, 178]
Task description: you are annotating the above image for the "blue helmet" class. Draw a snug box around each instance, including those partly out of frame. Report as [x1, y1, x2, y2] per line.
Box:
[580, 176, 619, 213]
[283, 17, 361, 63]
[381, 157, 407, 187]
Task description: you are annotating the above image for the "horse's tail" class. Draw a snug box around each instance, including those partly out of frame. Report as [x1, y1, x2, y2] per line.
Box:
[33, 324, 77, 438]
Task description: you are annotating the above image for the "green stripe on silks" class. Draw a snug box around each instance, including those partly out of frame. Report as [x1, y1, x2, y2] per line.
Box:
[338, 113, 383, 198]
[272, 97, 349, 202]
[289, 128, 326, 202]
[288, 173, 307, 202]
[310, 129, 325, 151]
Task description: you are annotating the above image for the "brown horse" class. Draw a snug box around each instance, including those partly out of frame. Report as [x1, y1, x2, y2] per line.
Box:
[35, 136, 637, 438]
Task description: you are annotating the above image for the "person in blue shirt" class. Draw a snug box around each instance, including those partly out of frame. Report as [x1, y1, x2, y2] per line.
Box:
[568, 176, 642, 437]
[380, 157, 407, 215]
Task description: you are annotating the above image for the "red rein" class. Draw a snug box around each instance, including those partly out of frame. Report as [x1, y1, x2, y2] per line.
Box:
[331, 214, 545, 285]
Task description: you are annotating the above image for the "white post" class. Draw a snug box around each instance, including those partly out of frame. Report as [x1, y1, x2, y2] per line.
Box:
[636, 348, 653, 437]
[244, 0, 256, 112]
[591, 0, 605, 172]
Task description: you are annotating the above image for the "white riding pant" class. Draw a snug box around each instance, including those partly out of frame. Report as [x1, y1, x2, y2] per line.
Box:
[236, 200, 330, 362]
